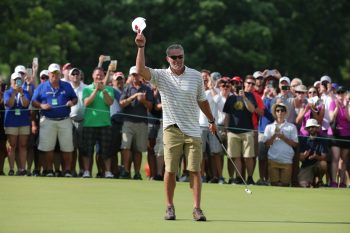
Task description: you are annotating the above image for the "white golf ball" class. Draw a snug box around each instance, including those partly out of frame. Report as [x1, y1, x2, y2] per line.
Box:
[245, 188, 252, 194]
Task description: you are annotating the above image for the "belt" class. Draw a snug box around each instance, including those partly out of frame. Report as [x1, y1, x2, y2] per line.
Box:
[46, 117, 69, 121]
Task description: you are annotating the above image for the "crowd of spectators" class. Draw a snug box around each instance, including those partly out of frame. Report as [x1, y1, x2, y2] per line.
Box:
[0, 57, 349, 188]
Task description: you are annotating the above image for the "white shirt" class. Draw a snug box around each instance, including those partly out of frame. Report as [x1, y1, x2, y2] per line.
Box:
[320, 94, 333, 131]
[70, 82, 87, 121]
[263, 120, 298, 164]
[150, 66, 206, 137]
[213, 92, 230, 125]
[199, 90, 218, 127]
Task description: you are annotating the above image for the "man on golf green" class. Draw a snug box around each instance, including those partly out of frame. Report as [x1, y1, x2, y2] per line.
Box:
[134, 32, 216, 221]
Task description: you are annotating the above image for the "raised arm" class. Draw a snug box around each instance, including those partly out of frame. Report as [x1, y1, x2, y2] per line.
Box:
[135, 33, 151, 81]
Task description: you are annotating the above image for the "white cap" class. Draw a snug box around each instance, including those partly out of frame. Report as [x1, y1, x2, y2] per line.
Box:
[320, 75, 331, 83]
[313, 81, 321, 87]
[69, 68, 80, 76]
[11, 72, 22, 80]
[129, 66, 137, 75]
[48, 63, 61, 73]
[14, 65, 26, 74]
[279, 76, 290, 85]
[253, 71, 263, 79]
[295, 84, 307, 92]
[305, 118, 320, 128]
[39, 70, 49, 77]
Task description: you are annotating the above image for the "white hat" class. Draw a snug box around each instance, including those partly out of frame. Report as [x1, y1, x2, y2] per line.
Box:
[11, 72, 22, 80]
[294, 84, 307, 92]
[129, 66, 137, 75]
[210, 72, 221, 81]
[305, 118, 320, 128]
[279, 76, 290, 85]
[313, 81, 321, 87]
[69, 68, 80, 76]
[253, 71, 263, 79]
[48, 63, 61, 73]
[14, 65, 26, 74]
[320, 75, 331, 83]
[39, 70, 49, 77]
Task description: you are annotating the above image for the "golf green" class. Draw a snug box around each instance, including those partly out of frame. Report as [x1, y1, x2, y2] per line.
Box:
[0, 176, 348, 233]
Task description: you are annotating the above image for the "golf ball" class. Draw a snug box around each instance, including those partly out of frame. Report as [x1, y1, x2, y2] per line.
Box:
[245, 188, 252, 194]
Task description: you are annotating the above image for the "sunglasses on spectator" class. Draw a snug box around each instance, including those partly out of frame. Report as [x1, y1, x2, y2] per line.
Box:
[40, 75, 49, 80]
[71, 72, 80, 76]
[296, 91, 306, 94]
[321, 81, 329, 85]
[169, 55, 184, 60]
[221, 83, 231, 88]
[275, 109, 286, 113]
[245, 82, 255, 86]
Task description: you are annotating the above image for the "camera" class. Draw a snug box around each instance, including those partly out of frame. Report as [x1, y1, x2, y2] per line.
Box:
[236, 85, 242, 94]
[281, 86, 290, 91]
[15, 79, 22, 87]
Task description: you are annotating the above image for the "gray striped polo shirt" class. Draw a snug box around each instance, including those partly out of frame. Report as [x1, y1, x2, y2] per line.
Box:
[149, 66, 206, 137]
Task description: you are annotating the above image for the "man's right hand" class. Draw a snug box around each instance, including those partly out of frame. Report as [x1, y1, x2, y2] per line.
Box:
[135, 33, 146, 47]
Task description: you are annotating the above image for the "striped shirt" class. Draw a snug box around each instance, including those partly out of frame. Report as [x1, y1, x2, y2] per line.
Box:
[149, 66, 206, 137]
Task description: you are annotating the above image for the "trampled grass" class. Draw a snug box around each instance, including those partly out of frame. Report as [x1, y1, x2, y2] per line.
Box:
[0, 176, 349, 233]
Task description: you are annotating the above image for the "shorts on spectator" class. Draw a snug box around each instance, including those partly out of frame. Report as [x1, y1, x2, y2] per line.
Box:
[38, 117, 73, 152]
[72, 120, 84, 151]
[83, 126, 112, 159]
[148, 122, 160, 140]
[121, 121, 148, 152]
[5, 126, 30, 136]
[200, 127, 222, 155]
[331, 135, 350, 149]
[298, 161, 327, 184]
[163, 125, 202, 173]
[227, 131, 255, 158]
[258, 133, 268, 160]
[110, 121, 123, 155]
[154, 124, 164, 156]
[268, 159, 292, 184]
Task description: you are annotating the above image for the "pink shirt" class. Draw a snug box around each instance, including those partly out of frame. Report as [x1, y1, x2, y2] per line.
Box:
[329, 100, 350, 136]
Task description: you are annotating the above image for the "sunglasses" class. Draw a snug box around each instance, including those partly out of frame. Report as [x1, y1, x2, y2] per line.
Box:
[40, 75, 49, 80]
[169, 55, 184, 60]
[71, 72, 80, 76]
[245, 82, 255, 86]
[275, 109, 286, 113]
[221, 84, 231, 88]
[296, 91, 306, 94]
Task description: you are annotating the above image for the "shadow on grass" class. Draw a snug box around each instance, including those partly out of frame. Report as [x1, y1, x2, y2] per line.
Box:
[211, 219, 350, 225]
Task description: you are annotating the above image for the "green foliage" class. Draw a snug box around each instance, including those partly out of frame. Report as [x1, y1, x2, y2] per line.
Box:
[0, 0, 349, 85]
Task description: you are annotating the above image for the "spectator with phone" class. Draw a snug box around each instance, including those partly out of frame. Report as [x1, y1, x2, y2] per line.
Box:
[319, 75, 335, 136]
[4, 72, 31, 175]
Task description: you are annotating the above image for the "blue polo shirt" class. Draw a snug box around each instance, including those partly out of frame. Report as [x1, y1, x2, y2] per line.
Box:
[4, 88, 31, 127]
[32, 80, 77, 118]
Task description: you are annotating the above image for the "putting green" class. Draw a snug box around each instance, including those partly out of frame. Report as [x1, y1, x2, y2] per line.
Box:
[0, 176, 348, 233]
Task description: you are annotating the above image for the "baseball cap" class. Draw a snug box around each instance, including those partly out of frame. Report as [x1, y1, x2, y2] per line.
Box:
[69, 68, 80, 76]
[336, 86, 347, 94]
[39, 70, 49, 77]
[48, 63, 61, 73]
[14, 65, 26, 74]
[305, 118, 320, 128]
[113, 72, 125, 80]
[231, 76, 242, 83]
[313, 81, 321, 87]
[129, 66, 137, 75]
[253, 71, 263, 79]
[11, 72, 22, 80]
[62, 63, 72, 71]
[331, 83, 339, 91]
[279, 76, 290, 85]
[320, 75, 331, 83]
[210, 72, 222, 82]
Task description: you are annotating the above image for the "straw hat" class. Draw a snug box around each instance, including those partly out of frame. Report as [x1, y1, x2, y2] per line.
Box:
[272, 102, 289, 119]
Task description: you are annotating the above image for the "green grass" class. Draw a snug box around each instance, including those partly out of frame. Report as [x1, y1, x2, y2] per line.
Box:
[0, 176, 349, 233]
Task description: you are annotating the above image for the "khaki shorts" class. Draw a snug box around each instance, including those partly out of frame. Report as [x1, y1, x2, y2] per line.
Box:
[298, 161, 327, 183]
[227, 131, 255, 158]
[38, 117, 74, 152]
[163, 125, 202, 173]
[5, 126, 30, 136]
[268, 159, 292, 184]
[121, 121, 148, 152]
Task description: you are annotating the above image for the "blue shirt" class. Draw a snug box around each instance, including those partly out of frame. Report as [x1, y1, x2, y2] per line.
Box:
[258, 97, 275, 133]
[4, 88, 31, 127]
[32, 80, 77, 118]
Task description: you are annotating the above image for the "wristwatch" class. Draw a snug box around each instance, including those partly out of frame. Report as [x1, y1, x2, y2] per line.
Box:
[208, 118, 215, 124]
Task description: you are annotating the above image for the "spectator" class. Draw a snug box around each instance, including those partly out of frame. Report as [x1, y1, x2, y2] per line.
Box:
[223, 76, 257, 185]
[69, 68, 87, 177]
[82, 67, 114, 178]
[263, 103, 298, 186]
[329, 86, 350, 187]
[319, 75, 334, 136]
[4, 72, 31, 175]
[32, 63, 77, 177]
[298, 119, 328, 188]
[61, 63, 72, 82]
[119, 66, 153, 180]
[135, 33, 216, 221]
[290, 78, 303, 96]
[253, 71, 264, 97]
